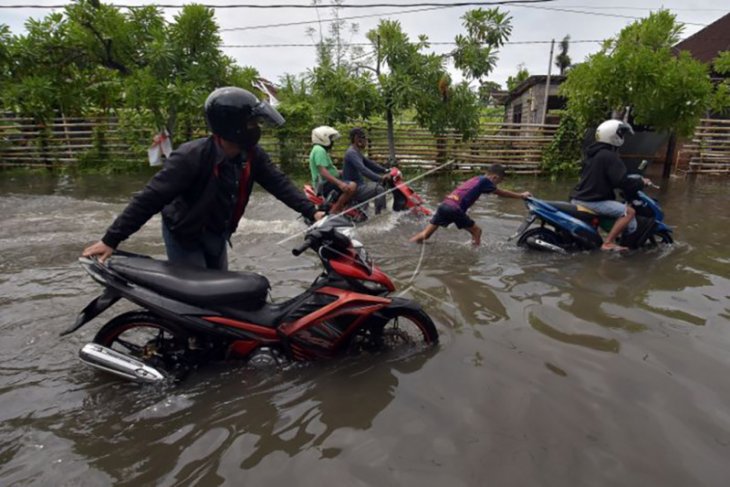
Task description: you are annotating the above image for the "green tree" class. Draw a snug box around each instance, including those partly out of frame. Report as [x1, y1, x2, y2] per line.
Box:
[3, 13, 90, 121]
[555, 35, 571, 75]
[452, 8, 512, 85]
[560, 10, 714, 137]
[306, 0, 364, 70]
[506, 64, 530, 91]
[365, 20, 435, 161]
[0, 24, 11, 87]
[711, 51, 730, 116]
[366, 17, 490, 161]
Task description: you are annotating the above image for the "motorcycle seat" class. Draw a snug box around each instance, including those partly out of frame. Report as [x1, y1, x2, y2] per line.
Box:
[108, 256, 270, 310]
[545, 201, 598, 220]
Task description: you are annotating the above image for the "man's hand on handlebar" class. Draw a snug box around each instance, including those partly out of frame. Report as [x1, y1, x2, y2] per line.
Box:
[82, 241, 114, 263]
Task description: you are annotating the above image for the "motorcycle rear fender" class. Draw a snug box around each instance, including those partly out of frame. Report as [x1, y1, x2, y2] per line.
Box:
[60, 288, 120, 336]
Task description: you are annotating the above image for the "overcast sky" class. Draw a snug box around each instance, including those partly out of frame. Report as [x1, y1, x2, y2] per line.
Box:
[1, 1, 727, 88]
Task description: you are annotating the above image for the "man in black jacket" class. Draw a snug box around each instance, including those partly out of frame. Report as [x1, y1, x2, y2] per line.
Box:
[570, 119, 647, 252]
[83, 87, 324, 269]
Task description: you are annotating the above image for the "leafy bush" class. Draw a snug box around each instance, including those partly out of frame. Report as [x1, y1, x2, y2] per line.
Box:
[541, 113, 583, 178]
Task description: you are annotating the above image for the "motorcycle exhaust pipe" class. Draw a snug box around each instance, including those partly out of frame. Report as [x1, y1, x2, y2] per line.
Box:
[79, 343, 166, 383]
[527, 237, 567, 254]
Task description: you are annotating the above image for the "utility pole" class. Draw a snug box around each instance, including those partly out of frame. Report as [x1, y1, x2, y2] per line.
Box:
[377, 34, 396, 164]
[541, 39, 555, 125]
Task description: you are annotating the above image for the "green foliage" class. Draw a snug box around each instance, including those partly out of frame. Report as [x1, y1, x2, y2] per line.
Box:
[715, 51, 730, 75]
[452, 8, 511, 84]
[310, 62, 381, 124]
[541, 113, 583, 178]
[555, 35, 571, 75]
[560, 10, 714, 137]
[0, 24, 11, 87]
[1, 0, 258, 144]
[506, 64, 529, 92]
[711, 51, 730, 116]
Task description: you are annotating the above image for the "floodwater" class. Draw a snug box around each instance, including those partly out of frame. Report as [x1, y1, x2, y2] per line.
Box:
[0, 170, 729, 486]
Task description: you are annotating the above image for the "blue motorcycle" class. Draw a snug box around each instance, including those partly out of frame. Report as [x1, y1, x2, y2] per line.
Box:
[511, 172, 673, 253]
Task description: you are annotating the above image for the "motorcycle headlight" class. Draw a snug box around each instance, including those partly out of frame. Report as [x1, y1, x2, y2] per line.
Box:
[355, 278, 388, 294]
[355, 246, 373, 271]
[337, 226, 357, 240]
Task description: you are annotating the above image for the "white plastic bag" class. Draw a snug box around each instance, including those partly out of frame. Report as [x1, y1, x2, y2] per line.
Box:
[148, 130, 172, 166]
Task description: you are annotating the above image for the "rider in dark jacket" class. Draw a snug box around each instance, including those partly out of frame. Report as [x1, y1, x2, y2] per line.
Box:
[83, 87, 323, 269]
[569, 119, 647, 252]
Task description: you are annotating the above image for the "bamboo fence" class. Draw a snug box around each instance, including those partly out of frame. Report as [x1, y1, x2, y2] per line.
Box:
[681, 118, 730, 175]
[0, 114, 558, 173]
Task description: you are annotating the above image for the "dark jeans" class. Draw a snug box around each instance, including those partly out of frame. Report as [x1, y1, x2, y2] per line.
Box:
[162, 222, 228, 270]
[352, 181, 386, 214]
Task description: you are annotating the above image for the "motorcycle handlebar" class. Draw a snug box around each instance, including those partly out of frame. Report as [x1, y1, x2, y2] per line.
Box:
[292, 239, 313, 256]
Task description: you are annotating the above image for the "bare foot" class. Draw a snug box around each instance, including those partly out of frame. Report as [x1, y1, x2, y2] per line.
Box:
[601, 242, 628, 252]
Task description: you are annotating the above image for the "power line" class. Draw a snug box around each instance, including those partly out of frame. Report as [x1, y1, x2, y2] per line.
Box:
[221, 5, 450, 32]
[222, 39, 605, 48]
[220, 2, 723, 33]
[0, 1, 555, 9]
[547, 5, 729, 12]
[512, 4, 709, 27]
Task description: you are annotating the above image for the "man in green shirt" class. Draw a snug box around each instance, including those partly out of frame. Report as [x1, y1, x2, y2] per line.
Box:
[309, 126, 356, 215]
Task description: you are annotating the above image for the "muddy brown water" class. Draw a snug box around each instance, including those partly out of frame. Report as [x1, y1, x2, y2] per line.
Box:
[0, 171, 729, 486]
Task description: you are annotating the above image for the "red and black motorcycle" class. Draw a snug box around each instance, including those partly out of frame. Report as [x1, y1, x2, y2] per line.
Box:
[304, 167, 432, 222]
[63, 217, 438, 383]
[389, 167, 431, 217]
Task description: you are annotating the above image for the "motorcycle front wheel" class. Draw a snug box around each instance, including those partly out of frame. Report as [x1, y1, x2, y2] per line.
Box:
[352, 308, 438, 354]
[93, 311, 194, 380]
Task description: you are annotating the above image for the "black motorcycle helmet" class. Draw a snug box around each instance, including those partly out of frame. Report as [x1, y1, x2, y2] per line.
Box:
[204, 87, 285, 148]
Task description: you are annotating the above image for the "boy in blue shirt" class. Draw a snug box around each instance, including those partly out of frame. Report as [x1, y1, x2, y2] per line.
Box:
[410, 164, 531, 246]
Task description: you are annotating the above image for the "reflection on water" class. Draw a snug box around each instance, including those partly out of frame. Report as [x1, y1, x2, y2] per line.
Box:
[1, 172, 730, 485]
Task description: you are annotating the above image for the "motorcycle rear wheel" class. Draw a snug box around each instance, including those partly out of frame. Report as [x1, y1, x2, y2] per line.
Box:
[517, 227, 567, 252]
[93, 311, 193, 380]
[644, 230, 674, 248]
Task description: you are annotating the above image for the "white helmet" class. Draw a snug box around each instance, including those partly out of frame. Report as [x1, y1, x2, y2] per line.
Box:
[595, 119, 634, 147]
[311, 126, 340, 147]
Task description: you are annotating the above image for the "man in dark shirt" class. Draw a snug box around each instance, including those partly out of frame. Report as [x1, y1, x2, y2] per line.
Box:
[570, 119, 648, 252]
[342, 127, 389, 214]
[82, 87, 324, 269]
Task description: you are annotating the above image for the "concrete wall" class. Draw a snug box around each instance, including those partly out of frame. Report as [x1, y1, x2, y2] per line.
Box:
[506, 82, 562, 125]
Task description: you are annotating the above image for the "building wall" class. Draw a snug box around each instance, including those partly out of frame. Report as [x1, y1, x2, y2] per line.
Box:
[506, 82, 563, 125]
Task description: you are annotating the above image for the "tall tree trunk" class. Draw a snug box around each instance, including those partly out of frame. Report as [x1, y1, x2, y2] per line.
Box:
[386, 107, 396, 164]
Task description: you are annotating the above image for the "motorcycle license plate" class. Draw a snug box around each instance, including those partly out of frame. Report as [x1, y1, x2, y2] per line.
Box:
[510, 215, 535, 240]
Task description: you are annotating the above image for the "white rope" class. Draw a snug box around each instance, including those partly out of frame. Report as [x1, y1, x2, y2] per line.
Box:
[396, 238, 427, 297]
[393, 280, 457, 309]
[276, 159, 455, 246]
[276, 158, 457, 310]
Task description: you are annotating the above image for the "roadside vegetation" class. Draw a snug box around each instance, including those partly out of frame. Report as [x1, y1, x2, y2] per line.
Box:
[0, 2, 727, 174]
